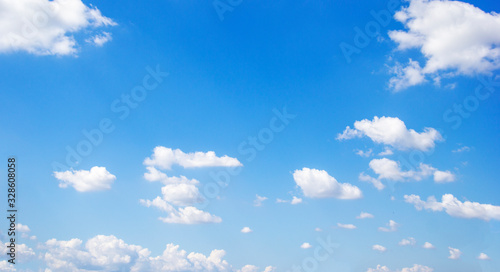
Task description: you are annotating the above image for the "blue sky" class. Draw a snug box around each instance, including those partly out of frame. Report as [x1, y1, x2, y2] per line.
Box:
[1, 0, 500, 271]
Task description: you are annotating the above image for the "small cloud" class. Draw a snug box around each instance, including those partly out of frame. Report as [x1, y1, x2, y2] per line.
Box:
[356, 212, 374, 219]
[422, 242, 435, 249]
[241, 227, 253, 233]
[372, 244, 387, 252]
[452, 146, 470, 153]
[378, 147, 394, 156]
[300, 243, 312, 249]
[398, 237, 416, 246]
[355, 149, 373, 158]
[291, 196, 303, 205]
[477, 253, 490, 260]
[253, 195, 268, 207]
[276, 198, 288, 203]
[378, 220, 399, 232]
[54, 166, 116, 192]
[314, 227, 322, 232]
[85, 32, 112, 47]
[448, 247, 462, 260]
[337, 223, 357, 229]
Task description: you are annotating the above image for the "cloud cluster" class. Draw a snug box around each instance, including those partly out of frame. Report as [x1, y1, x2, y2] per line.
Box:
[378, 220, 399, 232]
[54, 166, 116, 192]
[360, 158, 455, 189]
[144, 146, 242, 170]
[405, 194, 500, 221]
[293, 168, 362, 199]
[388, 0, 500, 90]
[0, 0, 116, 56]
[367, 264, 433, 272]
[337, 117, 442, 151]
[41, 234, 271, 271]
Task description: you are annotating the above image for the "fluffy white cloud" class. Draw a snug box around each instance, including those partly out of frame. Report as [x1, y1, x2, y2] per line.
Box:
[41, 235, 267, 271]
[372, 245, 387, 252]
[367, 264, 434, 272]
[422, 242, 435, 249]
[144, 147, 242, 169]
[54, 166, 116, 192]
[337, 117, 443, 151]
[337, 223, 357, 229]
[291, 196, 303, 205]
[300, 243, 312, 249]
[399, 237, 416, 246]
[0, 0, 116, 56]
[253, 195, 268, 207]
[378, 220, 399, 232]
[238, 265, 276, 272]
[405, 194, 500, 221]
[86, 31, 111, 46]
[448, 247, 462, 260]
[355, 149, 373, 157]
[0, 261, 15, 271]
[477, 253, 490, 260]
[388, 0, 500, 90]
[389, 59, 426, 91]
[293, 168, 362, 199]
[144, 167, 200, 185]
[16, 223, 30, 233]
[362, 158, 455, 189]
[161, 183, 204, 206]
[356, 212, 374, 219]
[379, 147, 394, 156]
[241, 227, 252, 233]
[1, 242, 36, 263]
[139, 197, 222, 224]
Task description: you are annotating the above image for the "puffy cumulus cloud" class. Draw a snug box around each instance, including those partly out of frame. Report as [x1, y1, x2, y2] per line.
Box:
[337, 117, 443, 151]
[241, 227, 252, 233]
[161, 183, 205, 206]
[0, 261, 15, 271]
[85, 31, 111, 47]
[238, 265, 276, 272]
[355, 149, 373, 158]
[477, 253, 490, 260]
[422, 242, 435, 249]
[144, 167, 200, 185]
[388, 0, 500, 90]
[399, 237, 416, 246]
[0, 0, 116, 56]
[253, 195, 268, 207]
[139, 197, 222, 224]
[337, 223, 357, 229]
[1, 242, 36, 263]
[378, 220, 399, 232]
[144, 146, 242, 170]
[372, 245, 387, 252]
[300, 243, 312, 249]
[405, 194, 500, 221]
[448, 247, 462, 260]
[54, 166, 116, 192]
[367, 264, 434, 272]
[16, 223, 30, 233]
[293, 168, 362, 200]
[357, 212, 374, 219]
[41, 235, 269, 272]
[361, 158, 455, 189]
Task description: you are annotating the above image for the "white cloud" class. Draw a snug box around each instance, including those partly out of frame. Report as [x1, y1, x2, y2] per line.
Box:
[355, 149, 373, 157]
[356, 212, 374, 219]
[388, 0, 500, 90]
[364, 158, 455, 187]
[452, 146, 471, 153]
[300, 243, 312, 249]
[389, 59, 426, 91]
[422, 242, 435, 249]
[54, 166, 116, 192]
[1, 242, 36, 263]
[144, 146, 242, 170]
[405, 194, 500, 221]
[161, 183, 205, 206]
[399, 237, 416, 246]
[16, 223, 30, 233]
[337, 116, 443, 151]
[253, 195, 268, 207]
[144, 167, 200, 185]
[433, 170, 456, 183]
[238, 265, 276, 272]
[241, 227, 252, 233]
[367, 264, 434, 272]
[140, 197, 222, 224]
[477, 253, 490, 260]
[293, 168, 362, 199]
[291, 196, 303, 205]
[378, 220, 399, 232]
[337, 223, 357, 229]
[448, 247, 462, 260]
[379, 147, 394, 156]
[0, 0, 116, 56]
[314, 227, 322, 232]
[372, 245, 387, 252]
[41, 234, 268, 271]
[359, 172, 385, 191]
[276, 198, 288, 203]
[86, 31, 111, 46]
[0, 261, 15, 271]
